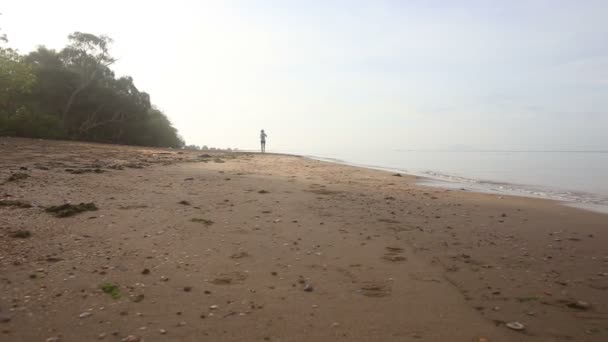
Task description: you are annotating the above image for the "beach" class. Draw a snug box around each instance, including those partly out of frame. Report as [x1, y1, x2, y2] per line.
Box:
[1, 137, 607, 342]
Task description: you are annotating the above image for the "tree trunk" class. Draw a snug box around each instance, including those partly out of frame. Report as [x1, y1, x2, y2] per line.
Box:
[62, 68, 101, 132]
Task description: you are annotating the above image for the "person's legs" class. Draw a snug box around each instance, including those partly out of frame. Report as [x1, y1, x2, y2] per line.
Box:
[261, 141, 265, 153]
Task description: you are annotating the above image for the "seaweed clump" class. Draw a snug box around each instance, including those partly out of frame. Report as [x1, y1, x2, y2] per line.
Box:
[0, 200, 32, 208]
[7, 173, 30, 182]
[45, 202, 98, 217]
[10, 230, 32, 239]
[191, 218, 214, 226]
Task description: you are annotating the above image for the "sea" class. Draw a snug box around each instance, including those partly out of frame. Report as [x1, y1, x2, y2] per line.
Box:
[284, 149, 608, 214]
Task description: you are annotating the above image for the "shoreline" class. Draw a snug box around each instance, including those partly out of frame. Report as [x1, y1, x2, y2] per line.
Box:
[304, 154, 608, 215]
[2, 138, 607, 341]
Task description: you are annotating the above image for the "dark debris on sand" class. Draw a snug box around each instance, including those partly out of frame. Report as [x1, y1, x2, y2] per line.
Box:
[6, 173, 30, 182]
[0, 200, 32, 208]
[10, 230, 32, 239]
[45, 202, 98, 217]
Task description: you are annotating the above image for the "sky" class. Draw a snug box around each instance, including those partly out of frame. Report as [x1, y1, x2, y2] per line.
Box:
[2, 0, 607, 152]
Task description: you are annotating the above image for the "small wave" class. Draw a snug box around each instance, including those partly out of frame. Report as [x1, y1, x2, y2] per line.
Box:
[305, 155, 608, 213]
[418, 171, 608, 208]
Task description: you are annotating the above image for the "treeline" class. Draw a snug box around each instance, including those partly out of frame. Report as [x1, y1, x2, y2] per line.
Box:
[0, 30, 184, 148]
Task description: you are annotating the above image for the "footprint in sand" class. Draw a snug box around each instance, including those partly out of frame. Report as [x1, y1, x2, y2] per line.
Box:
[359, 281, 392, 297]
[382, 246, 407, 262]
[211, 271, 248, 285]
[230, 251, 250, 259]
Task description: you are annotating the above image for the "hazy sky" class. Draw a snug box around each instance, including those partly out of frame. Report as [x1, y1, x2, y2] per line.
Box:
[2, 1, 607, 151]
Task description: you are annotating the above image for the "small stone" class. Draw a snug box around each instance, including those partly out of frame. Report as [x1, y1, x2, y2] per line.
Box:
[159, 329, 167, 335]
[46, 338, 60, 342]
[98, 332, 106, 339]
[183, 286, 192, 292]
[79, 312, 92, 319]
[121, 336, 141, 342]
[210, 305, 219, 310]
[506, 322, 525, 331]
[141, 268, 150, 275]
[567, 300, 591, 310]
[177, 321, 186, 327]
[160, 276, 169, 281]
[303, 283, 313, 292]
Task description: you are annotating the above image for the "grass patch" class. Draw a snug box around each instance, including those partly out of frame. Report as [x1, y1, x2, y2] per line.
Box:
[191, 218, 214, 226]
[100, 282, 121, 299]
[0, 200, 32, 208]
[45, 202, 98, 217]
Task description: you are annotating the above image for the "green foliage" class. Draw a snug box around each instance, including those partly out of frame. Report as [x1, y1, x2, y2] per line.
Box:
[0, 31, 184, 148]
[0, 48, 36, 112]
[99, 282, 121, 299]
[0, 108, 65, 138]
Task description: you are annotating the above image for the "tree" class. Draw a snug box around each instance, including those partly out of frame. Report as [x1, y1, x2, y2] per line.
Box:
[60, 32, 115, 130]
[0, 48, 36, 116]
[1, 30, 185, 148]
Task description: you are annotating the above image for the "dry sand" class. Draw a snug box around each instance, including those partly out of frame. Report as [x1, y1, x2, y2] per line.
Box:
[1, 137, 607, 342]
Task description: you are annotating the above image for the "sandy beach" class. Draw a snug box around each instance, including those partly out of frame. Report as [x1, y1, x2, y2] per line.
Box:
[1, 137, 607, 342]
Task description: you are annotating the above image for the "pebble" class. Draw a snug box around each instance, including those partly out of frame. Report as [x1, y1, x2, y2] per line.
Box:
[568, 300, 591, 310]
[506, 322, 525, 331]
[210, 305, 219, 310]
[79, 312, 92, 319]
[121, 336, 141, 342]
[98, 332, 106, 339]
[303, 283, 314, 292]
[159, 329, 167, 334]
[46, 338, 60, 342]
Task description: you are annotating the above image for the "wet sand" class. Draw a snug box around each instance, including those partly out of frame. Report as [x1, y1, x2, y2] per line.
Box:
[1, 137, 607, 342]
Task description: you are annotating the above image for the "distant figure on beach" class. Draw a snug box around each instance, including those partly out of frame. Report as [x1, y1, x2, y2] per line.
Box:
[260, 129, 267, 153]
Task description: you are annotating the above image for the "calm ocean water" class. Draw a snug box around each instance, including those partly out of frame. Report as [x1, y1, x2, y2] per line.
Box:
[288, 149, 608, 213]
